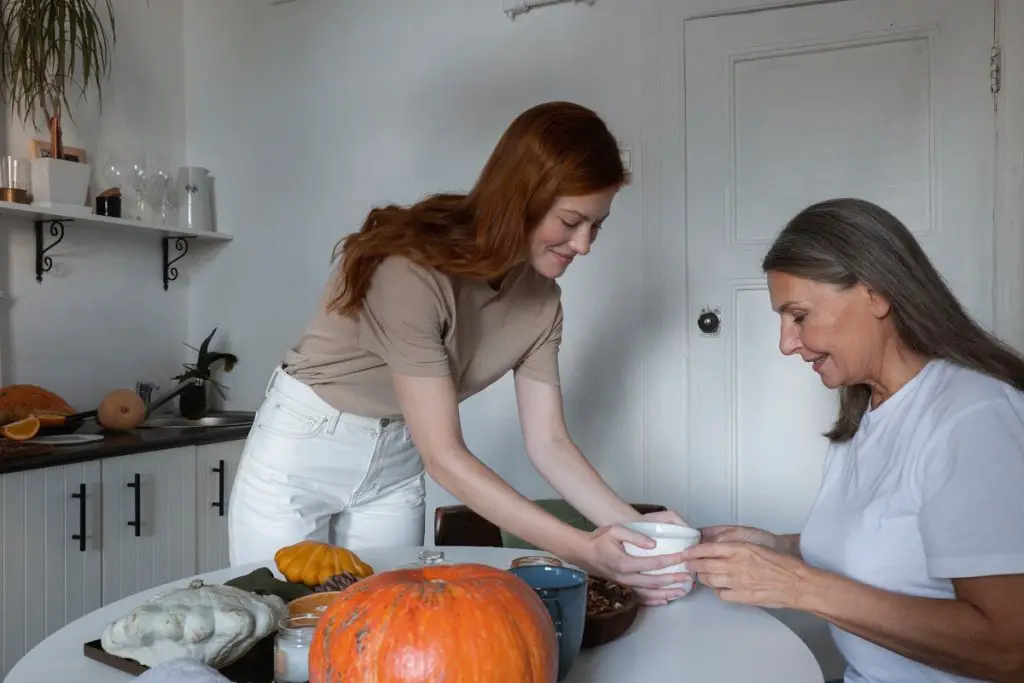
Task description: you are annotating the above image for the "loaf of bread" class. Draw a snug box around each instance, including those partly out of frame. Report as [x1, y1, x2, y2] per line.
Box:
[0, 384, 75, 425]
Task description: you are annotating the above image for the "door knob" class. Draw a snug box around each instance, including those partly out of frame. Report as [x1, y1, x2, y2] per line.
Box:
[697, 307, 721, 335]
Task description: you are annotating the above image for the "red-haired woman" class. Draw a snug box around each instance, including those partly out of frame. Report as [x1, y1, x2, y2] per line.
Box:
[228, 101, 690, 604]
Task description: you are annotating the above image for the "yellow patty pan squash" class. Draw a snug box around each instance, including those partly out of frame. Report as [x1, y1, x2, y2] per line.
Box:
[274, 540, 375, 587]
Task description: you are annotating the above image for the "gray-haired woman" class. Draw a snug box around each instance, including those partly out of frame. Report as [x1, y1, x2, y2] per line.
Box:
[682, 198, 1024, 683]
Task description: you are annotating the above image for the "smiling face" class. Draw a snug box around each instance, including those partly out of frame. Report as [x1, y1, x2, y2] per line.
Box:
[767, 271, 897, 389]
[527, 187, 619, 278]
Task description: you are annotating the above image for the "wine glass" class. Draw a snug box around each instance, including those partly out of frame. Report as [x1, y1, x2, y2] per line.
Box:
[100, 151, 127, 194]
[126, 147, 148, 220]
[162, 174, 179, 225]
[146, 152, 172, 224]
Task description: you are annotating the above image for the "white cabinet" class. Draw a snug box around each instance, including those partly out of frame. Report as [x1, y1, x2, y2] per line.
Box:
[0, 439, 246, 679]
[100, 447, 199, 604]
[195, 441, 244, 573]
[0, 461, 103, 678]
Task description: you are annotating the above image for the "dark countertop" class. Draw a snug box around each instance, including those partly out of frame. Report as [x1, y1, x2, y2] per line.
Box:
[0, 415, 253, 475]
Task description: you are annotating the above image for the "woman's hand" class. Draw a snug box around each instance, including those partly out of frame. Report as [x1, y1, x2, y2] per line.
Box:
[700, 524, 778, 547]
[700, 525, 803, 557]
[680, 540, 816, 609]
[569, 523, 692, 606]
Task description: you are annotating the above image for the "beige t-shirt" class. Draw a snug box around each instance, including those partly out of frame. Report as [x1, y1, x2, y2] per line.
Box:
[281, 255, 563, 419]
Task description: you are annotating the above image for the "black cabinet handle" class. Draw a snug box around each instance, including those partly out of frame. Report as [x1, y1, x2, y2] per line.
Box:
[126, 473, 141, 537]
[212, 459, 225, 517]
[70, 483, 86, 552]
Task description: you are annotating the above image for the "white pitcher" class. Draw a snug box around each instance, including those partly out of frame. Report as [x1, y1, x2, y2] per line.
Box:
[177, 166, 213, 233]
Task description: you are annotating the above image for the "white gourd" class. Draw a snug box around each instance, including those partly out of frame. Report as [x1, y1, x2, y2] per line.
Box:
[100, 579, 287, 669]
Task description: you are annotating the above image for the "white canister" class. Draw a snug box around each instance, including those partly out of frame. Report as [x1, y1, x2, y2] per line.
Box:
[177, 166, 213, 233]
[274, 613, 320, 683]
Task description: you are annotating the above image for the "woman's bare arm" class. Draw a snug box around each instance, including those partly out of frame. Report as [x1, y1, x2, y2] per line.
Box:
[513, 373, 641, 527]
[392, 373, 589, 557]
[776, 533, 801, 557]
[391, 371, 690, 591]
[801, 570, 1024, 682]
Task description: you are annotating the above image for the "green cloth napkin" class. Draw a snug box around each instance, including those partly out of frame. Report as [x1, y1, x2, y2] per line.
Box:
[224, 567, 313, 602]
[500, 498, 597, 549]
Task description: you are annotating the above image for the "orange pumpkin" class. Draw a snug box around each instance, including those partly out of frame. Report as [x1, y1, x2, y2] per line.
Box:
[275, 540, 375, 587]
[309, 562, 557, 683]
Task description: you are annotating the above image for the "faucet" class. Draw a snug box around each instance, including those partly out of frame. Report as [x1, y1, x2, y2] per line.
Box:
[135, 381, 158, 408]
[143, 377, 205, 418]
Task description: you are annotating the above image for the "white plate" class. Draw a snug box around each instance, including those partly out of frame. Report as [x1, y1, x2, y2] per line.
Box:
[31, 434, 105, 446]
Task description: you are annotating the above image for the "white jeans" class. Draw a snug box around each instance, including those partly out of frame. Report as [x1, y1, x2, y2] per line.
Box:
[227, 366, 426, 566]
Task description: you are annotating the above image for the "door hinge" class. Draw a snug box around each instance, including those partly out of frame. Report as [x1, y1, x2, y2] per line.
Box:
[991, 45, 1003, 96]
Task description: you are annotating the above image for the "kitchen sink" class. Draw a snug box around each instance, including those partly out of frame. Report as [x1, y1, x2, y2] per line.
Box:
[137, 410, 256, 429]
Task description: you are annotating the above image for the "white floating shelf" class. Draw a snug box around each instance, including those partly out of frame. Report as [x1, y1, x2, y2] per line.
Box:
[0, 199, 233, 290]
[0, 199, 232, 241]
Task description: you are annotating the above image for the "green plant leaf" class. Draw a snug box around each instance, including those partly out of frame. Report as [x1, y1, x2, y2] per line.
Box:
[206, 352, 238, 373]
[194, 327, 217, 374]
[178, 329, 237, 384]
[0, 0, 120, 131]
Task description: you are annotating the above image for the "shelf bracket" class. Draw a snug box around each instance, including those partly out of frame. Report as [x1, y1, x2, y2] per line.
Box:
[35, 219, 69, 283]
[163, 236, 192, 290]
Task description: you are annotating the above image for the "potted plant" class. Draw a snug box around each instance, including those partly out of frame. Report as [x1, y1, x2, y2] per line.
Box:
[172, 327, 238, 420]
[0, 0, 119, 208]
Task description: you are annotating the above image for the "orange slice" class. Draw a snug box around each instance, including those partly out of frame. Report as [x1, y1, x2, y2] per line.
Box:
[3, 416, 40, 441]
[33, 413, 67, 427]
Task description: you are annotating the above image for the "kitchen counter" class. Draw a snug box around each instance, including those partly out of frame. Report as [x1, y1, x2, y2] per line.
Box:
[0, 413, 254, 475]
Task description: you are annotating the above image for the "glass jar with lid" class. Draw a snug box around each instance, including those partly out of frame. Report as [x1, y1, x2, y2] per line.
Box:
[396, 549, 450, 569]
[509, 555, 564, 569]
[274, 612, 320, 683]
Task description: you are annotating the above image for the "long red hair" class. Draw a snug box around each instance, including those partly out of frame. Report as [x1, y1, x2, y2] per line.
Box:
[327, 101, 629, 315]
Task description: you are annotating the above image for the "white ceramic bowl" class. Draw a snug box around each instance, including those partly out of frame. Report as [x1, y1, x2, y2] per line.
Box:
[621, 521, 702, 595]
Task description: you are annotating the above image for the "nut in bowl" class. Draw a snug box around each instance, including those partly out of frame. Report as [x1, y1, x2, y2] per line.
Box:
[621, 521, 702, 598]
[583, 577, 640, 648]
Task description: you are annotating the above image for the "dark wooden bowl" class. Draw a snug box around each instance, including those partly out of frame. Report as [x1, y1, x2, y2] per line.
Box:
[582, 577, 641, 648]
[31, 410, 96, 436]
[38, 416, 86, 436]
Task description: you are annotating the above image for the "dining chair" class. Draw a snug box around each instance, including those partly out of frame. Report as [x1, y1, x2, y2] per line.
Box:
[433, 498, 667, 548]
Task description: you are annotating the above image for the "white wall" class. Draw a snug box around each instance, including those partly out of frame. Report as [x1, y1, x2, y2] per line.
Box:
[179, 1, 858, 677]
[0, 0, 189, 411]
[182, 0, 833, 507]
[182, 0, 657, 507]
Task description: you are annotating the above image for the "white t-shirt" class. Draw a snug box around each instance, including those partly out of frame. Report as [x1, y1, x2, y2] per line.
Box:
[800, 359, 1024, 683]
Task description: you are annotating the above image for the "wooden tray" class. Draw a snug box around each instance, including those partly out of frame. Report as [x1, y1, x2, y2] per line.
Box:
[83, 635, 275, 683]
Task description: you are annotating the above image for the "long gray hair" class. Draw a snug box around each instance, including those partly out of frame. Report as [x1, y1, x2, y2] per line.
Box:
[762, 197, 1024, 442]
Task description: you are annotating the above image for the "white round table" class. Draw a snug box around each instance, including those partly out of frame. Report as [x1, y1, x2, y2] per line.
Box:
[4, 545, 823, 682]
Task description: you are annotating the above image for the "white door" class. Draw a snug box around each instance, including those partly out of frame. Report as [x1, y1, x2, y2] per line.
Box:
[685, 0, 996, 532]
[684, 1, 995, 677]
